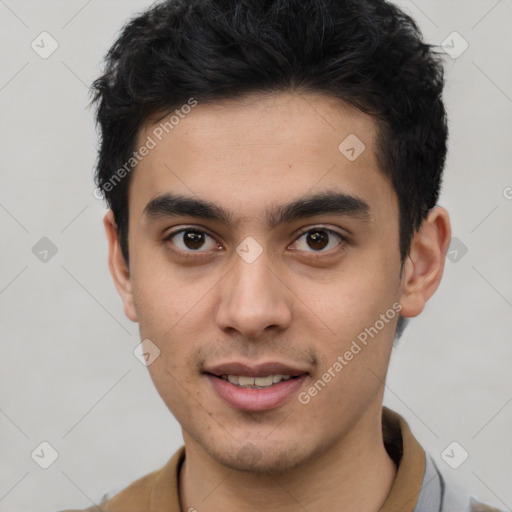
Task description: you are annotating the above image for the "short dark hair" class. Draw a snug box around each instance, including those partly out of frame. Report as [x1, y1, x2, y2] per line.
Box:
[92, 0, 448, 265]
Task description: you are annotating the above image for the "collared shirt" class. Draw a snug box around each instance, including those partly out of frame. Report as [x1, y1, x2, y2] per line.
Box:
[60, 408, 502, 512]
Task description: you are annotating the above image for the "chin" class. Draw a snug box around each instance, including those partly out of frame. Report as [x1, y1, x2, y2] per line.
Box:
[204, 438, 310, 474]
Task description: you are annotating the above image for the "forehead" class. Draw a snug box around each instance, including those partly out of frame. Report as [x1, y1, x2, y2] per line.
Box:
[128, 91, 395, 224]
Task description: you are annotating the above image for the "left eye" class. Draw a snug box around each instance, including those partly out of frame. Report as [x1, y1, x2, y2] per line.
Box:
[291, 228, 344, 252]
[169, 229, 219, 252]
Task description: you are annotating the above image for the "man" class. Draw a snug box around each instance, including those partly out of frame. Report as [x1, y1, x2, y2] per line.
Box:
[62, 0, 502, 510]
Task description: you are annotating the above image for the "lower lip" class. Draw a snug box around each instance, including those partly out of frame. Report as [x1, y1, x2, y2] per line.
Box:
[207, 374, 308, 412]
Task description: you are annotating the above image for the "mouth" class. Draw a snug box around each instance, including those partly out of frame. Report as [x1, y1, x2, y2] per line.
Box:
[204, 362, 309, 411]
[217, 374, 297, 389]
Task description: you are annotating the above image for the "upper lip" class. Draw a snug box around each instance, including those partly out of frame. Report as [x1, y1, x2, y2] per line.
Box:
[204, 362, 309, 378]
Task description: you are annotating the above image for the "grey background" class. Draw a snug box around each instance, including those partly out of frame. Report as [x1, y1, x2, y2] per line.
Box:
[1, 0, 511, 510]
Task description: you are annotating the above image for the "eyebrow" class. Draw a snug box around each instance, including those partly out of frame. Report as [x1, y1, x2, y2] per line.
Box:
[267, 190, 371, 228]
[143, 191, 371, 227]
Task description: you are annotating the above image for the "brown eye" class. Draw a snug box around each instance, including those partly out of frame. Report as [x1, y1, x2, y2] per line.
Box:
[183, 230, 205, 249]
[291, 228, 344, 253]
[169, 229, 218, 252]
[306, 230, 329, 250]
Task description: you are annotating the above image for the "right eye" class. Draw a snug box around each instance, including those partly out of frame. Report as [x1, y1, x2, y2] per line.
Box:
[166, 229, 221, 253]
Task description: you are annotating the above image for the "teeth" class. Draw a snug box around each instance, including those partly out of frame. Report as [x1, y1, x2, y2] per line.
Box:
[222, 374, 294, 388]
[227, 375, 239, 385]
[238, 376, 254, 386]
[255, 376, 274, 386]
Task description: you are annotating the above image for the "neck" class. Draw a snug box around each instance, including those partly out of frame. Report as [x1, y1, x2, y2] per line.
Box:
[179, 407, 397, 512]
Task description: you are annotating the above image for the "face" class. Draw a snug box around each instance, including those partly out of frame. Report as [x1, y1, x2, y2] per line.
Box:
[108, 92, 429, 473]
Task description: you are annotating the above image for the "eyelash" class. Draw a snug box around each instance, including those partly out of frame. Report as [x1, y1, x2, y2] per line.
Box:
[163, 226, 348, 259]
[291, 226, 347, 254]
[163, 227, 221, 260]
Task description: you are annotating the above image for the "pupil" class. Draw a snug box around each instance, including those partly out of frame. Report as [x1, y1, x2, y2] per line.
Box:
[184, 231, 205, 249]
[307, 230, 328, 250]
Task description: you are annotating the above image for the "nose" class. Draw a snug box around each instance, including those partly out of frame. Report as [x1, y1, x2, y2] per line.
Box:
[215, 251, 292, 339]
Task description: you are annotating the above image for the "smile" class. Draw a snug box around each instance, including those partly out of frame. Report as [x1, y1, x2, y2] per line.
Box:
[220, 374, 295, 388]
[207, 372, 308, 411]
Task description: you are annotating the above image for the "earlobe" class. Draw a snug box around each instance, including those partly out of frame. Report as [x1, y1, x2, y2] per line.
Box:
[399, 207, 451, 318]
[103, 211, 138, 322]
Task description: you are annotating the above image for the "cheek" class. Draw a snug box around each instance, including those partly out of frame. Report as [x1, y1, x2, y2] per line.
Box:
[303, 263, 399, 339]
[130, 268, 216, 410]
[295, 252, 400, 391]
[299, 291, 398, 420]
[141, 305, 207, 417]
[131, 250, 214, 334]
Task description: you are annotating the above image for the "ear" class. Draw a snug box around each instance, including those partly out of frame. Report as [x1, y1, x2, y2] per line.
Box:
[103, 210, 138, 322]
[399, 206, 451, 318]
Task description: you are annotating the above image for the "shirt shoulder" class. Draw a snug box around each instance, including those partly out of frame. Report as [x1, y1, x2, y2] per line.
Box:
[56, 468, 158, 512]
[57, 447, 185, 512]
